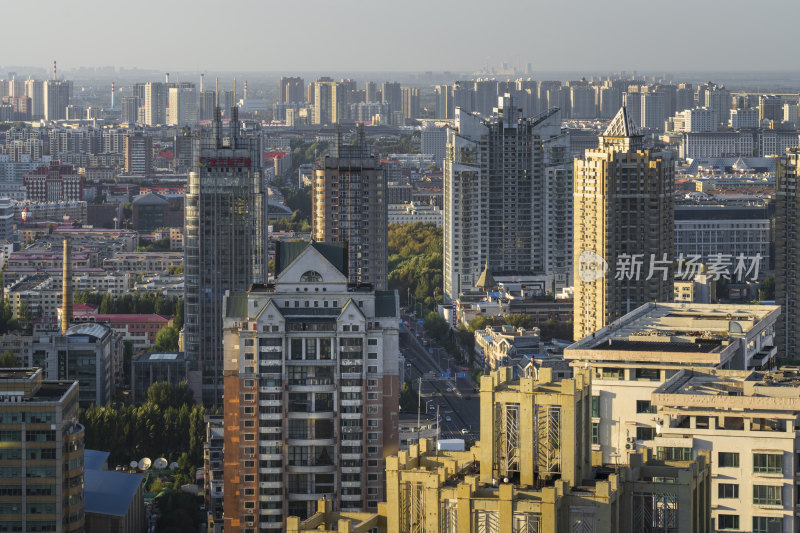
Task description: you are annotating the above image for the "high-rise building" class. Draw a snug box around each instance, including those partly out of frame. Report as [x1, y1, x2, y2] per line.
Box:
[312, 127, 388, 289]
[640, 90, 665, 131]
[144, 82, 166, 126]
[199, 90, 217, 121]
[420, 126, 447, 168]
[24, 79, 44, 119]
[121, 96, 141, 124]
[184, 96, 267, 405]
[43, 79, 70, 121]
[365, 81, 378, 103]
[279, 76, 305, 104]
[125, 133, 153, 175]
[167, 86, 197, 126]
[573, 107, 674, 339]
[776, 148, 800, 359]
[443, 95, 564, 301]
[221, 241, 400, 529]
[400, 87, 419, 120]
[0, 368, 86, 533]
[381, 81, 401, 114]
[312, 78, 340, 125]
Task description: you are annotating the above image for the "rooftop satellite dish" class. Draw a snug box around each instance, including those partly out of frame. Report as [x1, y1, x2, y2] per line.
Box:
[129, 461, 138, 469]
[139, 457, 152, 471]
[154, 458, 168, 470]
[168, 462, 178, 470]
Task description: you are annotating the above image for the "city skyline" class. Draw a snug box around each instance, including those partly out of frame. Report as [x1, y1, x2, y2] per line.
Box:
[4, 0, 800, 73]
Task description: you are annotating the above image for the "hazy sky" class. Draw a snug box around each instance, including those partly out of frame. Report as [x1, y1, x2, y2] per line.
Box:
[6, 0, 800, 73]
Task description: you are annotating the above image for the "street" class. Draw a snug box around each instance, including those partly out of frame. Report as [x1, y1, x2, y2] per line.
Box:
[399, 321, 481, 441]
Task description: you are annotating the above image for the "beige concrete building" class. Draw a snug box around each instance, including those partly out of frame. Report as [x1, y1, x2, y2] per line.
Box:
[221, 241, 399, 530]
[650, 368, 800, 533]
[565, 302, 780, 465]
[288, 366, 712, 533]
[474, 324, 542, 371]
[573, 106, 675, 340]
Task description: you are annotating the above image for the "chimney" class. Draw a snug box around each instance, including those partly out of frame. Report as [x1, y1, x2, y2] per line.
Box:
[62, 239, 72, 334]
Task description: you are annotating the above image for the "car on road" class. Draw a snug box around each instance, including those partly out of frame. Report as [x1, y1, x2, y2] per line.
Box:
[429, 404, 435, 411]
[445, 416, 452, 422]
[461, 428, 469, 435]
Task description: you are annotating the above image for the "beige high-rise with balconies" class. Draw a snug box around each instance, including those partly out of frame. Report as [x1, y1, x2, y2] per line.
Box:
[573, 107, 674, 340]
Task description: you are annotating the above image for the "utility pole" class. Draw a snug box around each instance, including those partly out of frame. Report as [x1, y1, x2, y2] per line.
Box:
[416, 376, 422, 445]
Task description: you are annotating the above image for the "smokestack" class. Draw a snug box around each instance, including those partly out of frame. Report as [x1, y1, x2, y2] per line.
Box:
[53, 60, 57, 81]
[111, 82, 115, 108]
[244, 80, 248, 102]
[61, 239, 72, 334]
[165, 72, 169, 84]
[200, 73, 204, 93]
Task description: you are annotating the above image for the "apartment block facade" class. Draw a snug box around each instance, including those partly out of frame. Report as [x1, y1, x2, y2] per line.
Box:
[222, 241, 399, 531]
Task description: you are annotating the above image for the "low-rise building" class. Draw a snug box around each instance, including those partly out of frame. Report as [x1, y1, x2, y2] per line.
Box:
[31, 323, 121, 406]
[130, 351, 188, 403]
[565, 302, 780, 465]
[387, 201, 443, 227]
[102, 252, 184, 274]
[652, 368, 800, 533]
[289, 366, 712, 533]
[474, 324, 542, 371]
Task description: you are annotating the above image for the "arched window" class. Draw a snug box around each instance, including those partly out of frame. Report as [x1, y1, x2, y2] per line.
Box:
[300, 270, 323, 283]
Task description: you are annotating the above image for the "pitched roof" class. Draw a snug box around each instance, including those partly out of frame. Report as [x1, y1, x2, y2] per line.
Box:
[603, 106, 640, 137]
[275, 241, 347, 277]
[476, 263, 497, 290]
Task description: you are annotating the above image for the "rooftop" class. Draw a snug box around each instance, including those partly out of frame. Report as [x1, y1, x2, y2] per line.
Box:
[84, 469, 144, 518]
[652, 368, 800, 413]
[566, 302, 779, 365]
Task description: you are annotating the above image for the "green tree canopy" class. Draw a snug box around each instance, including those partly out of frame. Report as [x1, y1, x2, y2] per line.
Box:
[154, 326, 180, 352]
[0, 350, 19, 368]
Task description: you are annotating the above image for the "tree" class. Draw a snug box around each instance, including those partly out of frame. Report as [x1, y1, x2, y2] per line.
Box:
[759, 275, 775, 301]
[503, 313, 533, 329]
[154, 326, 180, 352]
[423, 311, 450, 341]
[98, 292, 115, 314]
[17, 300, 31, 322]
[0, 350, 18, 368]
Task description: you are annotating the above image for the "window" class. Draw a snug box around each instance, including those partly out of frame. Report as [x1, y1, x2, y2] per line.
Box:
[656, 447, 692, 461]
[591, 396, 600, 418]
[368, 339, 378, 345]
[636, 400, 656, 414]
[718, 452, 739, 468]
[601, 367, 623, 380]
[591, 422, 599, 445]
[753, 485, 781, 505]
[717, 515, 739, 530]
[636, 426, 655, 441]
[753, 453, 782, 474]
[718, 483, 739, 499]
[753, 516, 781, 533]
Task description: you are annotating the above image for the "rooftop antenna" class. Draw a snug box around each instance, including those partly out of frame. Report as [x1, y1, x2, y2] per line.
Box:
[213, 77, 222, 145]
[231, 77, 239, 141]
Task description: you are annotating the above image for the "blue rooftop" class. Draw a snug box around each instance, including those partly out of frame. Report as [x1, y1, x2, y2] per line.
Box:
[84, 449, 110, 471]
[84, 469, 144, 517]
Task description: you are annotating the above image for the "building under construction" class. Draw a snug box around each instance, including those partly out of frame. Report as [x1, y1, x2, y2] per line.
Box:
[184, 83, 267, 405]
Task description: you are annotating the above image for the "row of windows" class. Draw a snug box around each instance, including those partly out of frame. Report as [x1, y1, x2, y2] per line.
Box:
[718, 515, 782, 532]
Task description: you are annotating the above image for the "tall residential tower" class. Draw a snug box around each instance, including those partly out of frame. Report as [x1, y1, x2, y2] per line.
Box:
[572, 107, 674, 339]
[443, 95, 568, 301]
[312, 126, 388, 290]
